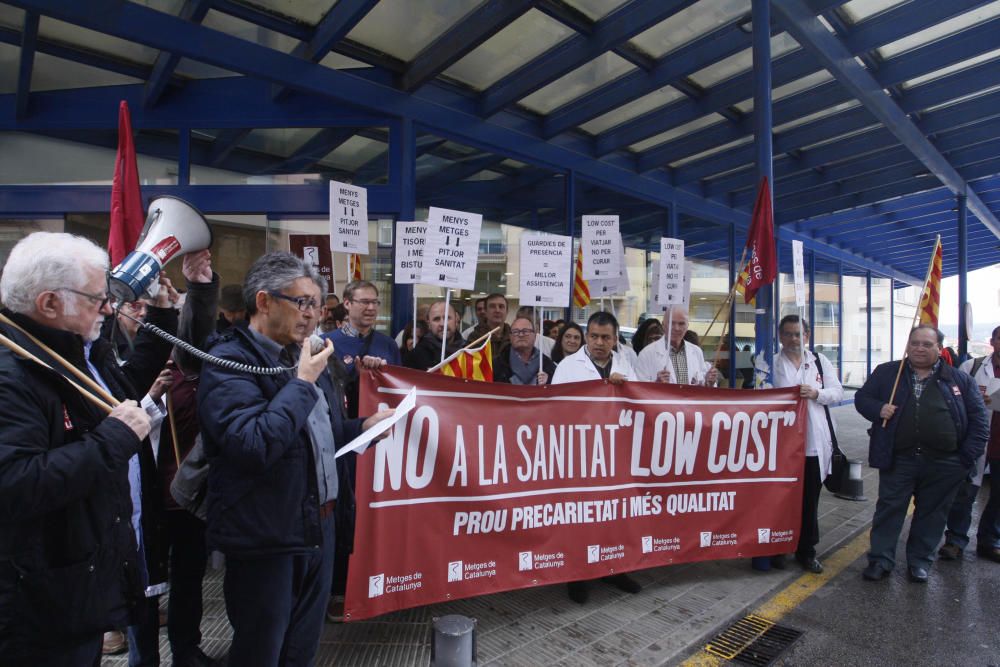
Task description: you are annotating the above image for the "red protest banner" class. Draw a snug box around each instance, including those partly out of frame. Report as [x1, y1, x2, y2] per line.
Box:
[347, 367, 806, 621]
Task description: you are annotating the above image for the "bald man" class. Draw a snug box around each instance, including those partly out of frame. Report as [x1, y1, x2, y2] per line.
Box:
[635, 306, 718, 386]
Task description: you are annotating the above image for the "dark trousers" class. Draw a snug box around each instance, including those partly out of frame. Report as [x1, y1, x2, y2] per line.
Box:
[978, 459, 1000, 548]
[944, 476, 980, 550]
[29, 634, 102, 667]
[223, 513, 335, 667]
[797, 456, 822, 559]
[869, 452, 969, 570]
[127, 595, 160, 667]
[165, 509, 209, 662]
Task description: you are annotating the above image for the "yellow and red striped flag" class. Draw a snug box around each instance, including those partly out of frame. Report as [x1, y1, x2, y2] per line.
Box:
[573, 246, 591, 307]
[439, 338, 493, 382]
[349, 253, 363, 281]
[918, 236, 943, 327]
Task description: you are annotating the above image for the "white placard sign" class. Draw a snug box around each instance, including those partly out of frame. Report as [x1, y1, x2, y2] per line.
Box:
[658, 238, 685, 308]
[581, 215, 621, 279]
[682, 260, 693, 307]
[792, 240, 806, 307]
[422, 206, 483, 290]
[328, 180, 369, 254]
[519, 232, 572, 307]
[394, 220, 426, 285]
[590, 236, 629, 296]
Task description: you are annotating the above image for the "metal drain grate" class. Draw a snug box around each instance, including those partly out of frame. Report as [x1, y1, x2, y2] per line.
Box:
[703, 614, 803, 666]
[731, 624, 803, 666]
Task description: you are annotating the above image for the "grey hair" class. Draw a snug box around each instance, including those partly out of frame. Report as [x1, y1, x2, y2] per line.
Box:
[0, 232, 108, 315]
[342, 280, 378, 301]
[243, 251, 326, 316]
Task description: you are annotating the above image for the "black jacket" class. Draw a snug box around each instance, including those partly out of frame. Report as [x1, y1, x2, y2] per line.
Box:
[0, 307, 174, 663]
[404, 332, 466, 371]
[492, 344, 556, 385]
[855, 360, 988, 469]
[198, 325, 363, 557]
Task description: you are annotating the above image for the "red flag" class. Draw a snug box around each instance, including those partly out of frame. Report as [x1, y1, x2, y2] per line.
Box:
[349, 253, 363, 282]
[108, 100, 145, 268]
[740, 177, 777, 304]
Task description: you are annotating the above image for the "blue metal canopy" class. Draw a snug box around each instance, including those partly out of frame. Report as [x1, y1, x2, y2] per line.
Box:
[0, 0, 998, 286]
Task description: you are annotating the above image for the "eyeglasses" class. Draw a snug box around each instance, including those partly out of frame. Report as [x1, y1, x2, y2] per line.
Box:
[350, 298, 381, 308]
[268, 291, 320, 312]
[59, 288, 110, 309]
[510, 328, 535, 336]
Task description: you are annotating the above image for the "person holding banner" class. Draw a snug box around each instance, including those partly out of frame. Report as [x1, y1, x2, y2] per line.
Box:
[198, 252, 392, 666]
[404, 300, 465, 372]
[774, 315, 843, 574]
[855, 325, 988, 583]
[552, 311, 639, 602]
[552, 312, 636, 386]
[493, 317, 555, 386]
[635, 306, 718, 386]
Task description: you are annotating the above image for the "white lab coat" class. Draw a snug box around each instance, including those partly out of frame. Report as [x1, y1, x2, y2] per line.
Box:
[958, 356, 995, 485]
[773, 349, 843, 481]
[634, 338, 711, 385]
[552, 346, 636, 384]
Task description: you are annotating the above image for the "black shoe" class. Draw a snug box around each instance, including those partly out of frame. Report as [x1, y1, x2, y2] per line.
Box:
[976, 545, 1000, 563]
[862, 561, 890, 581]
[796, 555, 824, 574]
[174, 648, 225, 667]
[938, 543, 962, 561]
[770, 554, 787, 570]
[602, 573, 641, 594]
[567, 581, 590, 604]
[907, 565, 929, 583]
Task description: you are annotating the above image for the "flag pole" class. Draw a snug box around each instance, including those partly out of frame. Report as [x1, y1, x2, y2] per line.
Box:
[412, 290, 418, 353]
[441, 288, 452, 366]
[426, 326, 499, 373]
[702, 245, 749, 343]
[882, 235, 941, 426]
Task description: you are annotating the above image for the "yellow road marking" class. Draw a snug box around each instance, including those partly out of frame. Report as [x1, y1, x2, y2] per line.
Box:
[680, 528, 873, 667]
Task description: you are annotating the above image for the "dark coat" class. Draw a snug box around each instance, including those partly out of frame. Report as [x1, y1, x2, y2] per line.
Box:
[492, 344, 556, 385]
[404, 332, 466, 371]
[855, 360, 988, 469]
[0, 307, 174, 662]
[197, 325, 363, 557]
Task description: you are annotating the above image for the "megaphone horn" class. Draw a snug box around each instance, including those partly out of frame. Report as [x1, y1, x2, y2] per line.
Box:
[109, 196, 213, 303]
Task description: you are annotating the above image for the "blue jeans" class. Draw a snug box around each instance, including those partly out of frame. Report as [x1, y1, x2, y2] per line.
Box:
[868, 452, 969, 570]
[978, 458, 1000, 548]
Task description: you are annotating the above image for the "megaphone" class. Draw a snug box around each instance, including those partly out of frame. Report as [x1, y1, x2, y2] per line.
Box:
[109, 196, 213, 302]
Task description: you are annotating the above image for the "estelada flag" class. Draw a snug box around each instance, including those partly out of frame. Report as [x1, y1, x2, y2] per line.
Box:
[349, 253, 363, 281]
[573, 246, 591, 307]
[737, 177, 778, 304]
[108, 100, 145, 269]
[439, 337, 493, 382]
[918, 236, 943, 327]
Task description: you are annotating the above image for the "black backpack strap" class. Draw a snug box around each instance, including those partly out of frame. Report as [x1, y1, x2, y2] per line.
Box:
[971, 356, 986, 379]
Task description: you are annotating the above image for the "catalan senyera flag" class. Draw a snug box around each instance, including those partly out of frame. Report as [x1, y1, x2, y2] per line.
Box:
[573, 246, 591, 307]
[439, 338, 493, 382]
[918, 236, 943, 327]
[349, 253, 363, 281]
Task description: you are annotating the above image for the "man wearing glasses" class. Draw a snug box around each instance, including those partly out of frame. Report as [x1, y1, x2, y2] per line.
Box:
[198, 252, 392, 666]
[493, 317, 555, 385]
[0, 232, 168, 666]
[320, 280, 399, 623]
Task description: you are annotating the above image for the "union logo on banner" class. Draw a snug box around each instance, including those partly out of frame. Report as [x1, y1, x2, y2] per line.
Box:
[344, 367, 807, 621]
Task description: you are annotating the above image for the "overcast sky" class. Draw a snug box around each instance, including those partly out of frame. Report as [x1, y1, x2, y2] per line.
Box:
[939, 265, 999, 335]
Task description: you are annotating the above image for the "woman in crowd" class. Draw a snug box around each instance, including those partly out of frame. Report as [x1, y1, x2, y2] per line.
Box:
[631, 318, 664, 355]
[552, 322, 584, 363]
